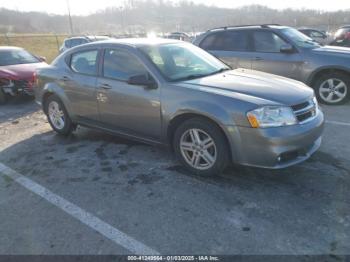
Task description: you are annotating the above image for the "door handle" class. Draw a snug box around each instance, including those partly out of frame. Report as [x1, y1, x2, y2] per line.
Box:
[61, 76, 71, 82]
[99, 83, 112, 90]
[254, 57, 263, 61]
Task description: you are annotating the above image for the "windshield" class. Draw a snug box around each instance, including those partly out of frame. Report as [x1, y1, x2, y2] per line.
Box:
[139, 43, 229, 81]
[281, 28, 321, 48]
[0, 49, 40, 66]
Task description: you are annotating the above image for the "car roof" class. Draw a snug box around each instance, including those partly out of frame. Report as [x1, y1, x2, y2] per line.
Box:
[65, 36, 88, 41]
[66, 35, 109, 40]
[81, 38, 183, 48]
[0, 46, 23, 51]
[206, 24, 289, 32]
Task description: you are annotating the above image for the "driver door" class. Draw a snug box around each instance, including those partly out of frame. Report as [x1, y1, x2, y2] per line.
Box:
[251, 30, 304, 81]
[96, 48, 161, 141]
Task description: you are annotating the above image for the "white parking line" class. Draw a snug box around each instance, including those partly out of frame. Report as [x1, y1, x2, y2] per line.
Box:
[326, 120, 350, 127]
[0, 162, 159, 255]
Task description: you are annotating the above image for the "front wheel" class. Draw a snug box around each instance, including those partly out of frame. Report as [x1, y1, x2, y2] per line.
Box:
[45, 95, 75, 136]
[313, 72, 349, 105]
[173, 117, 229, 177]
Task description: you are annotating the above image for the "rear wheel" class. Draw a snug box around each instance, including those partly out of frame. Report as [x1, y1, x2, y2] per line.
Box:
[0, 89, 7, 105]
[45, 95, 75, 135]
[313, 72, 349, 105]
[173, 117, 229, 176]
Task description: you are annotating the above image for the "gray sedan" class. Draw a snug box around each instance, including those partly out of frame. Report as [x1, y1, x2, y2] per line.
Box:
[34, 39, 324, 176]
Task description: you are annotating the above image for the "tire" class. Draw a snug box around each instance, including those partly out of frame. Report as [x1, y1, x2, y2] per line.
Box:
[173, 117, 230, 177]
[313, 72, 350, 105]
[0, 89, 7, 105]
[44, 95, 75, 136]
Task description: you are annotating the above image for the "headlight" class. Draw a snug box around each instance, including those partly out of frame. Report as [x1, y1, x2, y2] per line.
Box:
[0, 78, 13, 88]
[247, 106, 297, 128]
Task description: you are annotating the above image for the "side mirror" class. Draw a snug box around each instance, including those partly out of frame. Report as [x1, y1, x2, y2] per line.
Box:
[280, 44, 294, 54]
[127, 74, 157, 89]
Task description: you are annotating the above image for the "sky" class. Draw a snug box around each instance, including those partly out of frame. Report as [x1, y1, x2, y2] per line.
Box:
[0, 0, 349, 15]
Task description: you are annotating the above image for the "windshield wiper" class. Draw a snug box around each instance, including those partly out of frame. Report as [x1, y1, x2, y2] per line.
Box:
[208, 67, 230, 75]
[174, 74, 209, 81]
[173, 68, 230, 82]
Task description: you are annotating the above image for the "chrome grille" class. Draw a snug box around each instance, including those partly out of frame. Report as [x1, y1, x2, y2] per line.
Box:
[292, 99, 317, 124]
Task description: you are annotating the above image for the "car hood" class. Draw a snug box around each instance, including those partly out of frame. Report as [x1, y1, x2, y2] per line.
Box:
[181, 69, 313, 106]
[0, 62, 47, 80]
[311, 45, 350, 56]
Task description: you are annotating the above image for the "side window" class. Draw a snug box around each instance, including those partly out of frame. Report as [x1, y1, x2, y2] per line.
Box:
[71, 39, 83, 47]
[199, 33, 219, 50]
[200, 31, 249, 51]
[103, 49, 148, 81]
[70, 50, 98, 76]
[253, 31, 287, 53]
[301, 30, 311, 37]
[310, 31, 323, 38]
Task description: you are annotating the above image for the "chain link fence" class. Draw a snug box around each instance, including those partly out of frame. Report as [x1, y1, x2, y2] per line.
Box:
[0, 34, 69, 63]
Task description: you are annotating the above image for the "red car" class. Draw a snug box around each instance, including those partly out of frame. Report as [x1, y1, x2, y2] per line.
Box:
[331, 25, 350, 47]
[0, 46, 47, 104]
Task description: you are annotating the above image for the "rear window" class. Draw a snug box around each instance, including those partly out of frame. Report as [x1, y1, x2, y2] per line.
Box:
[66, 38, 88, 48]
[0, 49, 39, 66]
[200, 30, 250, 51]
[70, 50, 98, 76]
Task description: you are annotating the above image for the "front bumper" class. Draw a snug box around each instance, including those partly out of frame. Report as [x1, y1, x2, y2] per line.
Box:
[1, 81, 34, 96]
[226, 110, 324, 169]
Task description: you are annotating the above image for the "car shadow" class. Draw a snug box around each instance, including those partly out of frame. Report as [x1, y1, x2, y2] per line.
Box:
[1, 125, 349, 201]
[0, 96, 39, 124]
[1, 118, 349, 255]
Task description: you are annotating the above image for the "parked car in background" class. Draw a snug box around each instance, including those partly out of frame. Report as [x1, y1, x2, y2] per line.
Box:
[0, 46, 47, 104]
[35, 39, 324, 176]
[298, 28, 330, 45]
[59, 35, 110, 53]
[330, 26, 350, 47]
[164, 32, 191, 42]
[194, 24, 350, 105]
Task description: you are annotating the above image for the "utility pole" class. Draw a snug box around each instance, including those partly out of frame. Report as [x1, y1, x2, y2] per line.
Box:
[120, 6, 125, 34]
[66, 0, 74, 35]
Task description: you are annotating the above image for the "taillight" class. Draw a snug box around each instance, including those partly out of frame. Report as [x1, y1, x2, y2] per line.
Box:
[32, 72, 38, 87]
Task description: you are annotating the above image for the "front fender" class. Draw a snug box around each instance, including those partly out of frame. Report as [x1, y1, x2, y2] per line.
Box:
[168, 100, 234, 126]
[162, 100, 235, 144]
[306, 65, 350, 86]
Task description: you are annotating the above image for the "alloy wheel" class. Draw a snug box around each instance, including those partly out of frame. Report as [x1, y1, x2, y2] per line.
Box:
[179, 128, 217, 170]
[319, 78, 348, 104]
[48, 101, 65, 130]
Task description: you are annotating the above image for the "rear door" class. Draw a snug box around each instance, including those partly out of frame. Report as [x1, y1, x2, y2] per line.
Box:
[61, 49, 100, 122]
[251, 30, 304, 81]
[199, 30, 253, 69]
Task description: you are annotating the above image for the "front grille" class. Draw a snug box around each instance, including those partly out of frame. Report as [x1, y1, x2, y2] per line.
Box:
[291, 101, 309, 111]
[13, 80, 30, 88]
[292, 99, 317, 124]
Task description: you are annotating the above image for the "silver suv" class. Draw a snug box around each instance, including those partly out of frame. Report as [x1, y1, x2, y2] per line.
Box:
[35, 39, 324, 176]
[193, 24, 350, 105]
[59, 36, 110, 53]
